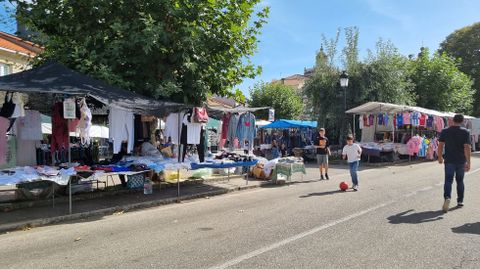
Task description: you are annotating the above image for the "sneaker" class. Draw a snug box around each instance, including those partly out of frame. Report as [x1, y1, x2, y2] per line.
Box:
[442, 199, 450, 213]
[457, 202, 464, 207]
[353, 185, 358, 191]
[325, 174, 330, 180]
[320, 175, 324, 180]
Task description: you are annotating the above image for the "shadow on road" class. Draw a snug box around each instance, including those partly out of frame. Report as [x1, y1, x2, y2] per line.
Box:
[451, 222, 480, 235]
[299, 190, 346, 198]
[387, 209, 445, 224]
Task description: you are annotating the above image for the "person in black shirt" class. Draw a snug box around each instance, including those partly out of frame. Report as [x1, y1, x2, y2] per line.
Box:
[315, 128, 331, 180]
[438, 114, 471, 212]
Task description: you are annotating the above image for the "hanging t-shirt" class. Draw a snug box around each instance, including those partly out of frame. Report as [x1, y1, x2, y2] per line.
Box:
[359, 116, 364, 129]
[396, 113, 404, 127]
[363, 115, 369, 127]
[378, 113, 385, 125]
[403, 112, 411, 125]
[183, 114, 202, 144]
[426, 115, 434, 128]
[384, 113, 390, 127]
[17, 110, 42, 140]
[411, 112, 420, 126]
[434, 116, 445, 132]
[109, 107, 134, 154]
[164, 113, 182, 144]
[419, 113, 427, 127]
[368, 114, 375, 126]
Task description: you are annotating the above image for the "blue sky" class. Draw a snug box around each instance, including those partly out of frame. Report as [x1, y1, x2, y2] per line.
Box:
[238, 0, 480, 96]
[1, 0, 479, 98]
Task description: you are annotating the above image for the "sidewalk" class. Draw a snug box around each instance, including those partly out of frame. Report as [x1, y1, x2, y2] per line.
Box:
[0, 176, 271, 233]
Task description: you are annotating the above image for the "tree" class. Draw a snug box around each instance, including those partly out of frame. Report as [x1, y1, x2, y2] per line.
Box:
[439, 22, 480, 115]
[249, 82, 303, 120]
[410, 47, 474, 114]
[12, 0, 269, 105]
[303, 29, 415, 144]
[357, 39, 416, 106]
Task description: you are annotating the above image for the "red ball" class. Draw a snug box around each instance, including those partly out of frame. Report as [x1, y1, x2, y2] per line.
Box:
[339, 181, 349, 191]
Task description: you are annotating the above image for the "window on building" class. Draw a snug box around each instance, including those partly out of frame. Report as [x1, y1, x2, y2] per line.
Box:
[0, 64, 12, 76]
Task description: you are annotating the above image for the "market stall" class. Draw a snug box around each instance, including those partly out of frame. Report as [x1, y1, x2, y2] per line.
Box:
[259, 119, 317, 160]
[346, 102, 477, 163]
[0, 62, 185, 212]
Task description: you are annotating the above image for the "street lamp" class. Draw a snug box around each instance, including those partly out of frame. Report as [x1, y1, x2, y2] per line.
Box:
[339, 71, 349, 144]
[339, 71, 349, 112]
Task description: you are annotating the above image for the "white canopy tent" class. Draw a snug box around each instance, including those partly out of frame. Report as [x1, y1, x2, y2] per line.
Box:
[346, 101, 474, 119]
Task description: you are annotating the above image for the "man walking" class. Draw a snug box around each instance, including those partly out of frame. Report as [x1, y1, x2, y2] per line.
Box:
[315, 128, 330, 180]
[342, 135, 362, 191]
[438, 114, 471, 213]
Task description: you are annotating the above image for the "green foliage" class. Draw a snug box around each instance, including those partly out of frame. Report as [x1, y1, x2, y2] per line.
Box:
[249, 82, 303, 120]
[358, 39, 416, 105]
[439, 22, 480, 115]
[13, 0, 269, 105]
[410, 47, 474, 114]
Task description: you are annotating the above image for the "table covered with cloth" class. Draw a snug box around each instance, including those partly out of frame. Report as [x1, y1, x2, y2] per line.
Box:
[274, 161, 306, 182]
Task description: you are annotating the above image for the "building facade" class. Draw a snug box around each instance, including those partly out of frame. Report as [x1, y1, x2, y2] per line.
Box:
[0, 31, 43, 76]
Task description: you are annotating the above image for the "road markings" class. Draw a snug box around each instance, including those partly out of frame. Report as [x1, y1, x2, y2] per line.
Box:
[209, 166, 480, 269]
[209, 202, 391, 269]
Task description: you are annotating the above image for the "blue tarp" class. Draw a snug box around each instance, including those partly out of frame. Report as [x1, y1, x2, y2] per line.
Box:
[260, 119, 317, 129]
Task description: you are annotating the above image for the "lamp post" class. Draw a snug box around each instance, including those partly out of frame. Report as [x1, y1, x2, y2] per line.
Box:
[340, 70, 349, 112]
[339, 71, 349, 144]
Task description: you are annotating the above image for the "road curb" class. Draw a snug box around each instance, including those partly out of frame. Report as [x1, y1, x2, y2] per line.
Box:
[0, 183, 263, 234]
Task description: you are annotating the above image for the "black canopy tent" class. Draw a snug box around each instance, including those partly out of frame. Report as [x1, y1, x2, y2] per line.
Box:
[0, 62, 187, 214]
[0, 61, 185, 116]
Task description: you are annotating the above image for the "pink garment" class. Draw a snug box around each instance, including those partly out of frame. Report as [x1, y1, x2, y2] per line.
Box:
[406, 136, 422, 156]
[0, 116, 9, 164]
[434, 116, 445, 132]
[402, 112, 411, 125]
[447, 117, 454, 127]
[219, 138, 226, 150]
[221, 113, 230, 140]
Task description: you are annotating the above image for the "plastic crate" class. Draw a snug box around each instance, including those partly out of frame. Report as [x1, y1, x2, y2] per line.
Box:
[126, 173, 145, 189]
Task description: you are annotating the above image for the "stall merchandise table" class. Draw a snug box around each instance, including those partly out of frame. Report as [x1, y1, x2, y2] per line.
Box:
[190, 160, 258, 184]
[274, 162, 306, 183]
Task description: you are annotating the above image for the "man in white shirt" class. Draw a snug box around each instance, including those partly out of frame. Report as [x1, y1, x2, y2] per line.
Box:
[342, 135, 362, 191]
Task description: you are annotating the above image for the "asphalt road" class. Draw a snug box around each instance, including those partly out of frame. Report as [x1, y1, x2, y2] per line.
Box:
[1, 156, 480, 269]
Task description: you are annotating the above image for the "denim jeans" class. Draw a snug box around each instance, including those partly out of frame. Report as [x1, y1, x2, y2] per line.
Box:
[349, 161, 359, 186]
[444, 163, 465, 202]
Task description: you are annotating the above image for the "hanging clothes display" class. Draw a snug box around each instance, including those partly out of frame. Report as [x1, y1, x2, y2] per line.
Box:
[78, 98, 92, 145]
[109, 107, 134, 154]
[236, 112, 256, 150]
[51, 102, 69, 158]
[164, 113, 182, 144]
[16, 110, 42, 141]
[227, 113, 240, 149]
[0, 116, 9, 165]
[221, 113, 230, 140]
[183, 114, 202, 144]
